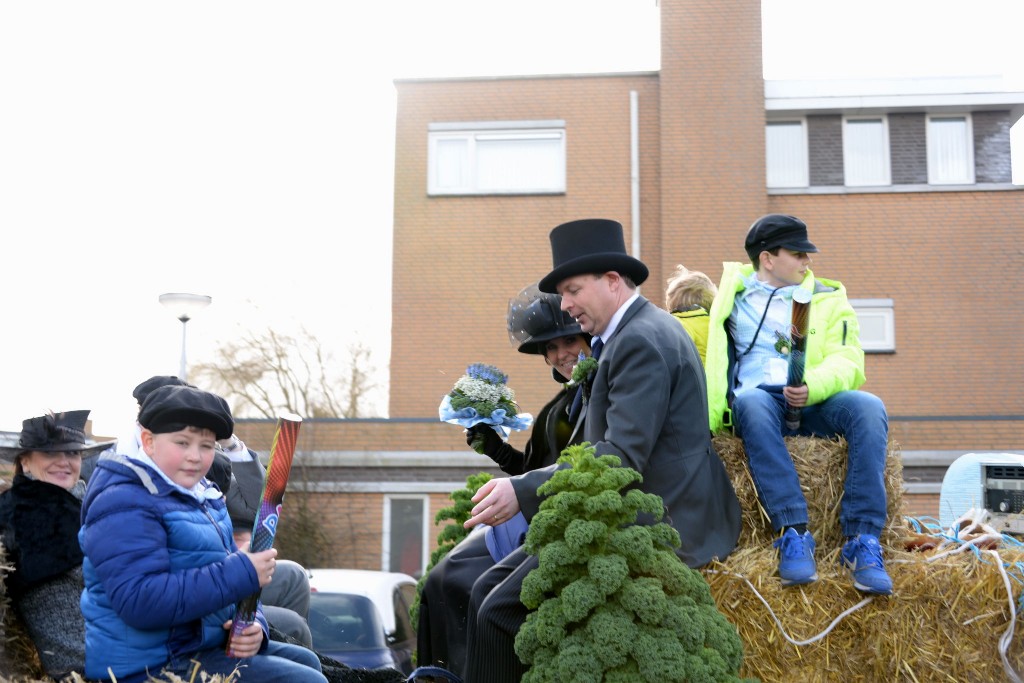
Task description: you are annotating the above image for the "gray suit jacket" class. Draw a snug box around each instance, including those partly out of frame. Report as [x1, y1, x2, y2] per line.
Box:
[512, 296, 741, 567]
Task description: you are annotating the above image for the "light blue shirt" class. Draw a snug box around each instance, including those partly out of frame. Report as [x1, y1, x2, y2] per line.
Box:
[728, 273, 798, 395]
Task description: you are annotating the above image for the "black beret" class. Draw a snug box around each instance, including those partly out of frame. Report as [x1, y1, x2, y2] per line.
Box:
[132, 375, 191, 406]
[138, 385, 234, 440]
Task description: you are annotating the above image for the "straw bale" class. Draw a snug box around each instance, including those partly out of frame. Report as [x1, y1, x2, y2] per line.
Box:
[712, 434, 909, 551]
[0, 543, 43, 680]
[706, 435, 1024, 682]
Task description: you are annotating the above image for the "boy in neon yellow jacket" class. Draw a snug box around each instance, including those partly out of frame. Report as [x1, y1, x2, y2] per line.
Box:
[705, 214, 892, 595]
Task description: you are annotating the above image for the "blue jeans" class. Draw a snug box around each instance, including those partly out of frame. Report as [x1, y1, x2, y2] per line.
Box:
[165, 640, 326, 682]
[732, 386, 888, 538]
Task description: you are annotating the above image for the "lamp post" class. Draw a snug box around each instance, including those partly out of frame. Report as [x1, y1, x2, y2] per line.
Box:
[158, 293, 212, 381]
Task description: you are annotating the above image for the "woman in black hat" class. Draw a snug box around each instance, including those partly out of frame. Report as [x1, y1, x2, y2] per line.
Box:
[414, 284, 592, 679]
[0, 410, 114, 680]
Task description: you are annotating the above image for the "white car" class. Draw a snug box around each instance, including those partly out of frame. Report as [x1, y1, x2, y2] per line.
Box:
[306, 568, 418, 673]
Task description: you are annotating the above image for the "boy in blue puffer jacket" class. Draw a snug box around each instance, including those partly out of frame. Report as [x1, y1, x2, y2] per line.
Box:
[79, 384, 326, 682]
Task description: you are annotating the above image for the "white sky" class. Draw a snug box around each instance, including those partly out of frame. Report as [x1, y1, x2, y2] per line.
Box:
[1, 0, 1021, 436]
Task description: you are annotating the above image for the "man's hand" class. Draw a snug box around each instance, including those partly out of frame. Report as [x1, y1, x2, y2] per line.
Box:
[783, 383, 809, 408]
[464, 477, 520, 529]
[223, 619, 263, 658]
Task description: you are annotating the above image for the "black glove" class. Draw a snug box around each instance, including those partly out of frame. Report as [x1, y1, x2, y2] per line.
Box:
[465, 426, 524, 474]
[466, 425, 503, 456]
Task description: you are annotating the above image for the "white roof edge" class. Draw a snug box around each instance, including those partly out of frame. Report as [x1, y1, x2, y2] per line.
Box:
[766, 92, 1024, 113]
[765, 76, 1024, 116]
[766, 75, 1014, 97]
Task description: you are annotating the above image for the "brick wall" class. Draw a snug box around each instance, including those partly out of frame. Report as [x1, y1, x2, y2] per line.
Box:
[390, 0, 1023, 456]
[760, 191, 1023, 437]
[658, 0, 767, 291]
[392, 73, 660, 420]
[973, 110, 1013, 183]
[808, 115, 844, 186]
[888, 113, 928, 185]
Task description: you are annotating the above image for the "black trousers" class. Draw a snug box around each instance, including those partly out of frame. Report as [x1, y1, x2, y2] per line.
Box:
[417, 526, 495, 676]
[463, 546, 538, 683]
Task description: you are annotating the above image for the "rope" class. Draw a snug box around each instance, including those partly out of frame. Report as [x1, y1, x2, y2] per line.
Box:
[988, 548, 1023, 683]
[708, 511, 1024, 680]
[900, 511, 1023, 682]
[704, 569, 873, 646]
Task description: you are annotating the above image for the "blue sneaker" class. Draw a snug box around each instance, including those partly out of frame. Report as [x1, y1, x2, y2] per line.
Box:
[773, 528, 818, 586]
[841, 534, 893, 595]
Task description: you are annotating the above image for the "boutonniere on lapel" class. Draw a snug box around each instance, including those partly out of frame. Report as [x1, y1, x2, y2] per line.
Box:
[565, 352, 598, 390]
[773, 330, 792, 356]
[564, 351, 599, 423]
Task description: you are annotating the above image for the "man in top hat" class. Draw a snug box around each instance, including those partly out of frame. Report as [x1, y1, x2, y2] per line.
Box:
[459, 218, 741, 683]
[704, 214, 892, 595]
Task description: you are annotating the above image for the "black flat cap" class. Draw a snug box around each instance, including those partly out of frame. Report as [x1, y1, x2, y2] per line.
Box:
[138, 385, 234, 440]
[744, 214, 819, 263]
[133, 375, 191, 406]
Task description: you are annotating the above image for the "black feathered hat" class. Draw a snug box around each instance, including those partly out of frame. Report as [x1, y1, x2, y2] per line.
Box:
[0, 410, 115, 461]
[538, 218, 649, 293]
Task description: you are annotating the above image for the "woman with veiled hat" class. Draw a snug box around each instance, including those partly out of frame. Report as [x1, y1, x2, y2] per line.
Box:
[413, 284, 592, 679]
[0, 410, 114, 680]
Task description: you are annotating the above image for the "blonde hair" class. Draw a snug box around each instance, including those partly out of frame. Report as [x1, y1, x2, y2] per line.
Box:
[665, 265, 717, 312]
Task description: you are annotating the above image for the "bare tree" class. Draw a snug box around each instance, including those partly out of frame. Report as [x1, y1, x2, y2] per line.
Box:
[192, 326, 380, 418]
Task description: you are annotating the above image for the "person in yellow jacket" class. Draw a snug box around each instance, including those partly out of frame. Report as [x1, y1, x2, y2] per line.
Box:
[705, 214, 893, 596]
[665, 264, 717, 366]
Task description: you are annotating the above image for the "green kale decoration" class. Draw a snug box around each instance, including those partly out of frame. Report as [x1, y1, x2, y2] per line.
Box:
[410, 471, 493, 627]
[515, 443, 752, 683]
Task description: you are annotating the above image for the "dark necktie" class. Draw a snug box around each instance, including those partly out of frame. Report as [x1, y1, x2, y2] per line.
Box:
[568, 338, 603, 424]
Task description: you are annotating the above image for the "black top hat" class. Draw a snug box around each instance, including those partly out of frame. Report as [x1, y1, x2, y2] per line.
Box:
[507, 283, 589, 355]
[133, 375, 191, 406]
[538, 218, 649, 293]
[744, 214, 819, 263]
[0, 410, 116, 461]
[138, 385, 234, 441]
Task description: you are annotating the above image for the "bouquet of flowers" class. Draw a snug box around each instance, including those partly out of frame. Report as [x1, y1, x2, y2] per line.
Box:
[438, 363, 533, 439]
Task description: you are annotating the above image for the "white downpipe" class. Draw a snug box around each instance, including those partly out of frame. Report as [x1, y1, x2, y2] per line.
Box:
[629, 91, 641, 262]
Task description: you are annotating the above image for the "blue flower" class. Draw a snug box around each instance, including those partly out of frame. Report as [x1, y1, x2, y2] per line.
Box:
[466, 363, 508, 385]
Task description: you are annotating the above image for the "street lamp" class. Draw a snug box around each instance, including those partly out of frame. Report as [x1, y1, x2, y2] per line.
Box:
[158, 292, 212, 381]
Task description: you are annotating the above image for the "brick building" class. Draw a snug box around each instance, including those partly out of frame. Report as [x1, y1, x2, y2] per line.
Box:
[263, 0, 1024, 575]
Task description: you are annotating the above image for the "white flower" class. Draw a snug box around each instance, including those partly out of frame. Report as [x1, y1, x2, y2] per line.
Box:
[454, 376, 515, 404]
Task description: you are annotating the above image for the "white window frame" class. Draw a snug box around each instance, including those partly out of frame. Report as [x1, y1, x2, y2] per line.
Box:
[382, 495, 429, 575]
[843, 116, 891, 187]
[927, 113, 975, 185]
[765, 119, 809, 188]
[850, 298, 895, 353]
[428, 120, 566, 196]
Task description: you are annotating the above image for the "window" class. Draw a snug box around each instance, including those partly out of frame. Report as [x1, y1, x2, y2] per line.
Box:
[383, 496, 428, 576]
[850, 299, 895, 353]
[765, 120, 808, 188]
[843, 118, 890, 186]
[428, 120, 566, 195]
[927, 115, 974, 184]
